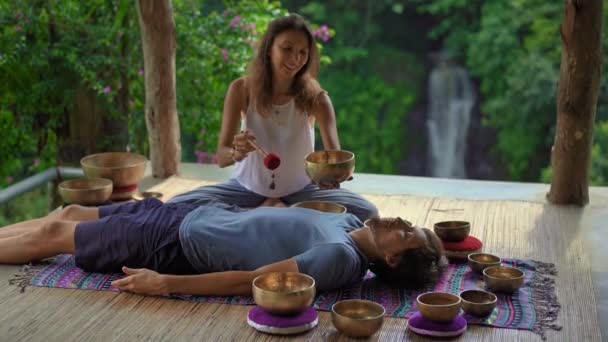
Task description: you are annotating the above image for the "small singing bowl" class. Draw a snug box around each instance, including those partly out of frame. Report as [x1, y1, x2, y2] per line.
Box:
[252, 272, 315, 316]
[304, 150, 355, 185]
[291, 201, 347, 214]
[483, 266, 525, 293]
[468, 252, 502, 274]
[132, 191, 163, 201]
[459, 289, 497, 317]
[433, 221, 471, 242]
[58, 177, 113, 205]
[416, 292, 462, 323]
[81, 152, 147, 188]
[331, 299, 385, 338]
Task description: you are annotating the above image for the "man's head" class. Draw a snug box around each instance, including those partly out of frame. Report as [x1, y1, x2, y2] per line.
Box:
[365, 217, 446, 288]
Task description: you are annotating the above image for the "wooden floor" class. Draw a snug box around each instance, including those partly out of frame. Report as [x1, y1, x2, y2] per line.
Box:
[0, 177, 601, 341]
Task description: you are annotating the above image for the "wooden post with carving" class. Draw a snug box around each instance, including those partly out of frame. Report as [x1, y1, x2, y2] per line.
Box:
[135, 0, 181, 178]
[548, 0, 603, 205]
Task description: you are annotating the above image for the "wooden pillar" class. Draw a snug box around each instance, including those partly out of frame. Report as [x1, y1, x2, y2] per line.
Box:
[547, 0, 604, 205]
[135, 0, 181, 178]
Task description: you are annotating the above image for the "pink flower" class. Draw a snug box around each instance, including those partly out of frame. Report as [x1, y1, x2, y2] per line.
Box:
[313, 25, 332, 42]
[138, 69, 144, 75]
[103, 86, 111, 93]
[195, 150, 209, 164]
[249, 23, 256, 31]
[24, 18, 30, 24]
[5, 176, 13, 184]
[33, 158, 40, 167]
[15, 25, 22, 32]
[229, 16, 241, 28]
[221, 48, 229, 62]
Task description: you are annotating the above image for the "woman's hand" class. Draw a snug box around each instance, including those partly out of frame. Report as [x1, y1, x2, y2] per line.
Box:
[232, 129, 257, 161]
[111, 267, 169, 296]
[313, 175, 354, 190]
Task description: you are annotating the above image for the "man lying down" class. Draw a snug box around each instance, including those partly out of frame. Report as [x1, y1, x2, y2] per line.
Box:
[0, 198, 445, 295]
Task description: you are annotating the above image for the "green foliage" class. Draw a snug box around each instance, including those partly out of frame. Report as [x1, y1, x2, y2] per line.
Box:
[323, 71, 413, 174]
[0, 1, 141, 188]
[416, 0, 608, 183]
[170, 0, 288, 162]
[0, 187, 49, 226]
[284, 0, 423, 173]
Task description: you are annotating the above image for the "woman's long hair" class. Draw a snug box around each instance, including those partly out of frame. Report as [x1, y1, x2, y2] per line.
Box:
[245, 13, 322, 116]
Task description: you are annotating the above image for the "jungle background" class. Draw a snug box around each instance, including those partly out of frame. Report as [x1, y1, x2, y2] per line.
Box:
[1, 0, 607, 225]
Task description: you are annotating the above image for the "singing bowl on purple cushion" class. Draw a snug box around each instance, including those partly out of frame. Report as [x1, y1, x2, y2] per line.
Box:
[304, 150, 355, 185]
[416, 292, 462, 323]
[58, 177, 113, 205]
[81, 152, 146, 188]
[252, 272, 316, 316]
[331, 299, 385, 338]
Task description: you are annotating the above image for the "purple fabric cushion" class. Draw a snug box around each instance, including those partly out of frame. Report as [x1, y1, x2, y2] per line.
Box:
[248, 306, 318, 328]
[408, 311, 467, 337]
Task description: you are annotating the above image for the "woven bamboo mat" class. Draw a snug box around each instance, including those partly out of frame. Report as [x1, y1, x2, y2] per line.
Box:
[0, 177, 600, 341]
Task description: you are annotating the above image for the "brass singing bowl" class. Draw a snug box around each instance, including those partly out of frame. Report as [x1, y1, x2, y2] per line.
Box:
[468, 252, 502, 275]
[252, 272, 315, 315]
[58, 178, 113, 205]
[304, 150, 355, 185]
[81, 152, 146, 188]
[132, 191, 163, 201]
[459, 289, 497, 317]
[483, 266, 525, 293]
[331, 299, 385, 338]
[416, 292, 462, 323]
[433, 220, 470, 242]
[291, 201, 347, 214]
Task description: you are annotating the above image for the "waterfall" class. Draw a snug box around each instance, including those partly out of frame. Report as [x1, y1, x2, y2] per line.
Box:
[427, 56, 475, 178]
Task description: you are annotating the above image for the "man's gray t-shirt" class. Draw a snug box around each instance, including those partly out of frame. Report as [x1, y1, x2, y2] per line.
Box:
[179, 204, 368, 291]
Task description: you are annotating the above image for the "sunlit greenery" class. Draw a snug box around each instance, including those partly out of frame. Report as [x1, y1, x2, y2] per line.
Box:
[1, 0, 607, 224]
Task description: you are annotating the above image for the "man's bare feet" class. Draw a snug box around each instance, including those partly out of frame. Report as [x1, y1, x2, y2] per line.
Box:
[260, 198, 287, 207]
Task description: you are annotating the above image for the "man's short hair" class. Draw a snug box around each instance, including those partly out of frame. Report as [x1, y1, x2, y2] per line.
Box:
[369, 228, 446, 288]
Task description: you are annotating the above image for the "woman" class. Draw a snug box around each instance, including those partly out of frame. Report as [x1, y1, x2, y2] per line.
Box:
[168, 13, 378, 222]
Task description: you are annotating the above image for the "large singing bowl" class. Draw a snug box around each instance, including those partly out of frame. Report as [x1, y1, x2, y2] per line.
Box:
[304, 150, 355, 185]
[81, 152, 147, 188]
[252, 272, 316, 315]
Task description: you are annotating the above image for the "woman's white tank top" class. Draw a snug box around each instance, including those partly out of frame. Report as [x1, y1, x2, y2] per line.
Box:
[233, 99, 314, 198]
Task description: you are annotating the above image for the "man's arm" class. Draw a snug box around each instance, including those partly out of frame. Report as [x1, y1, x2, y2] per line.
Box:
[111, 258, 298, 297]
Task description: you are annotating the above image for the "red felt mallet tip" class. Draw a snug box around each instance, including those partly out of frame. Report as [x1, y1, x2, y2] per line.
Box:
[264, 153, 281, 170]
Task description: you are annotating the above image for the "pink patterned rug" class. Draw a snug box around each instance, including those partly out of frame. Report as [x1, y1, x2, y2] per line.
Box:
[13, 255, 561, 339]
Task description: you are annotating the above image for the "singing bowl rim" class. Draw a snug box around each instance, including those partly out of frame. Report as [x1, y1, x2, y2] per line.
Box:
[291, 201, 347, 214]
[416, 291, 462, 308]
[483, 266, 525, 280]
[467, 252, 502, 264]
[80, 152, 147, 170]
[252, 272, 316, 293]
[58, 177, 113, 192]
[305, 150, 355, 165]
[459, 289, 498, 305]
[331, 299, 386, 321]
[433, 220, 471, 230]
